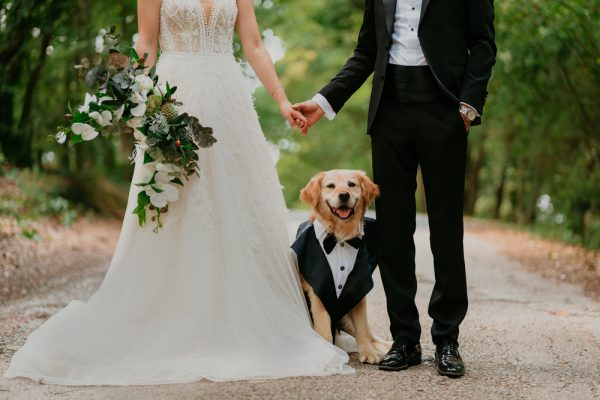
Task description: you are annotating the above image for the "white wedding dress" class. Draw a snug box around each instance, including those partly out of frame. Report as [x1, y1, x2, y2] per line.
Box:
[4, 0, 350, 385]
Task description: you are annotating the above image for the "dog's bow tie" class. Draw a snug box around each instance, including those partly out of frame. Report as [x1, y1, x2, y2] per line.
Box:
[323, 234, 362, 254]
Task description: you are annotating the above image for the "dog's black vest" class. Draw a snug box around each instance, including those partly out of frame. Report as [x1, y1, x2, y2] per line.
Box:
[291, 218, 378, 339]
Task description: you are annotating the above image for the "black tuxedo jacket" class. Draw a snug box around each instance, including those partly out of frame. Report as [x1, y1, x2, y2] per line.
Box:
[291, 218, 378, 337]
[319, 0, 496, 132]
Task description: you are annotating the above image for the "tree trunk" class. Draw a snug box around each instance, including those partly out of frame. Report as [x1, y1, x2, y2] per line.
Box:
[464, 139, 485, 216]
[0, 59, 23, 166]
[13, 32, 53, 168]
[493, 163, 508, 219]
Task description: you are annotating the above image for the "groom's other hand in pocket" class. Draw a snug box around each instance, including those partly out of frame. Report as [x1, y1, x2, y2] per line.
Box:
[292, 101, 325, 135]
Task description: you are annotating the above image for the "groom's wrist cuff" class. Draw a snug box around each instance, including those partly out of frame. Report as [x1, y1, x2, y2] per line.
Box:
[312, 94, 336, 120]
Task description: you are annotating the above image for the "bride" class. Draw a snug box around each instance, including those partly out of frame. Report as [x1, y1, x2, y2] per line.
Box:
[5, 0, 351, 385]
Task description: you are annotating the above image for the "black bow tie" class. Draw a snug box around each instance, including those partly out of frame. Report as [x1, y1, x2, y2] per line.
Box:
[323, 233, 362, 254]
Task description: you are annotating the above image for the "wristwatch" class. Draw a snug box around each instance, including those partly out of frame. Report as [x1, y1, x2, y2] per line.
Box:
[459, 104, 477, 122]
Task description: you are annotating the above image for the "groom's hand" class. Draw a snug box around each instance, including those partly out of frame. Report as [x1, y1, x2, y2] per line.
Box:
[292, 101, 325, 135]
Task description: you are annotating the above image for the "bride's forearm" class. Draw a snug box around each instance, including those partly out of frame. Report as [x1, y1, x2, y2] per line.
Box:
[136, 37, 159, 68]
[236, 0, 289, 106]
[245, 45, 289, 106]
[136, 0, 161, 69]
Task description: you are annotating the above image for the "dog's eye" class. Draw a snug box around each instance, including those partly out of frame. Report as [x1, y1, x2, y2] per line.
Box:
[348, 182, 357, 187]
[326, 183, 335, 189]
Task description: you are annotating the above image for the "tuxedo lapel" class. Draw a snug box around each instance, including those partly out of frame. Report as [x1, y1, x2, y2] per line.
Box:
[294, 225, 339, 314]
[420, 0, 431, 22]
[382, 0, 397, 34]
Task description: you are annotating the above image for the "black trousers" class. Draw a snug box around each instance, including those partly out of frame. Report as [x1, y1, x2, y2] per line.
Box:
[370, 65, 468, 344]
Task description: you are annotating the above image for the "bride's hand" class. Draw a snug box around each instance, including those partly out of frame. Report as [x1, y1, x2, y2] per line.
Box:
[280, 101, 308, 132]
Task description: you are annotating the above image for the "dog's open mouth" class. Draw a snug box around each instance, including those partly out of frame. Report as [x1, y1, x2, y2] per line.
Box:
[327, 202, 355, 220]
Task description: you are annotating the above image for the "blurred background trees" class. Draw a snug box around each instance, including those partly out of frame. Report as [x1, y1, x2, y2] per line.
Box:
[0, 0, 598, 248]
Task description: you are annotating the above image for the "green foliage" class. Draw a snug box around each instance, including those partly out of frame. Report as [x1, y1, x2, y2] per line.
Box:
[133, 191, 149, 227]
[474, 0, 600, 248]
[0, 167, 82, 228]
[0, 0, 139, 178]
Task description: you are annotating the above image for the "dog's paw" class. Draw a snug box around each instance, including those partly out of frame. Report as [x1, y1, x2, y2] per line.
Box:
[358, 345, 382, 365]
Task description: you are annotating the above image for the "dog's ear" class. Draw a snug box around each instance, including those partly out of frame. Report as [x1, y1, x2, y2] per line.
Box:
[300, 173, 324, 209]
[357, 171, 380, 205]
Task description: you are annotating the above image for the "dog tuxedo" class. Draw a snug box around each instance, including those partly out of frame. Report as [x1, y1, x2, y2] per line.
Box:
[291, 218, 378, 338]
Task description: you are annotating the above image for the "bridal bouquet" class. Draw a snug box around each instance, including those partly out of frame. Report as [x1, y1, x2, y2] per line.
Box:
[56, 27, 216, 232]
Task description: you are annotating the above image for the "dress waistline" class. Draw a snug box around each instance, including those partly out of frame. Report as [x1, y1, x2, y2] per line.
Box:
[159, 51, 235, 59]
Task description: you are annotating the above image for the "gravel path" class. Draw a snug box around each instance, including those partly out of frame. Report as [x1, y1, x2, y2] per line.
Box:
[1, 213, 599, 400]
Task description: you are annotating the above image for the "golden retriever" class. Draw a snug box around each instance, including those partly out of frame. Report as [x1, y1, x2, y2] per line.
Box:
[299, 170, 391, 364]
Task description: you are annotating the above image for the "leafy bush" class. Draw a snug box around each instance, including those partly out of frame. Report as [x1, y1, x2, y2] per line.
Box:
[0, 165, 83, 229]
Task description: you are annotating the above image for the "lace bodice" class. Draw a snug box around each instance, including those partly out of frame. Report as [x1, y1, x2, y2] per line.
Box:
[159, 0, 238, 54]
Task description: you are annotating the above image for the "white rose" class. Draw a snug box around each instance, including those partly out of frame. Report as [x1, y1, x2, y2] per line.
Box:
[89, 110, 113, 127]
[135, 74, 154, 92]
[72, 122, 99, 141]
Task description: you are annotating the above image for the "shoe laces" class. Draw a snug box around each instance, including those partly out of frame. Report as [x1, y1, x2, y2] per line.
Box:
[438, 340, 459, 356]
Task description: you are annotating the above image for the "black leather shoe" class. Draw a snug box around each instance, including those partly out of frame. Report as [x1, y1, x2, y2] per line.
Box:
[378, 338, 422, 371]
[435, 338, 465, 377]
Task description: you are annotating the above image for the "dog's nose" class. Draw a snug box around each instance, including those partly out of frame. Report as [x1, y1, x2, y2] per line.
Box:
[339, 192, 350, 203]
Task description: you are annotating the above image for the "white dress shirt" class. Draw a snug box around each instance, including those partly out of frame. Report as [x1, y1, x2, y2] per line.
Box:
[389, 0, 427, 66]
[313, 219, 363, 298]
[312, 0, 478, 119]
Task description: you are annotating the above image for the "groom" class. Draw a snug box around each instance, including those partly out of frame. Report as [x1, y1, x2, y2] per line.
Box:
[294, 0, 496, 376]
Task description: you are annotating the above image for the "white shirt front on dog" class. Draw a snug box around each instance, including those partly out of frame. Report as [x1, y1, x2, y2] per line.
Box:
[313, 219, 363, 298]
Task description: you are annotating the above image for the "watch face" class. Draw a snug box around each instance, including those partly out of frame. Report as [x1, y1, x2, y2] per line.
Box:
[467, 109, 477, 121]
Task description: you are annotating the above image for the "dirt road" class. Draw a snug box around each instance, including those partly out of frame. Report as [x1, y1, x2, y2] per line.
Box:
[1, 213, 599, 399]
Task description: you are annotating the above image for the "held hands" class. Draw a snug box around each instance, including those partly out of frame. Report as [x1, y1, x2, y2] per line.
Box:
[292, 101, 325, 135]
[279, 101, 308, 131]
[272, 86, 309, 132]
[271, 83, 323, 135]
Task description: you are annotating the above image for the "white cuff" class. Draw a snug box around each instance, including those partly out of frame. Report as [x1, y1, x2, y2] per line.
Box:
[312, 93, 336, 120]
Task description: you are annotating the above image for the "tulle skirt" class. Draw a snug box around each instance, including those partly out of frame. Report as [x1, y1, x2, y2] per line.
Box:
[4, 52, 351, 385]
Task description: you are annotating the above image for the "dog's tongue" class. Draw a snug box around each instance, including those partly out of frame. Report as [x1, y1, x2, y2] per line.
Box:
[337, 208, 352, 219]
